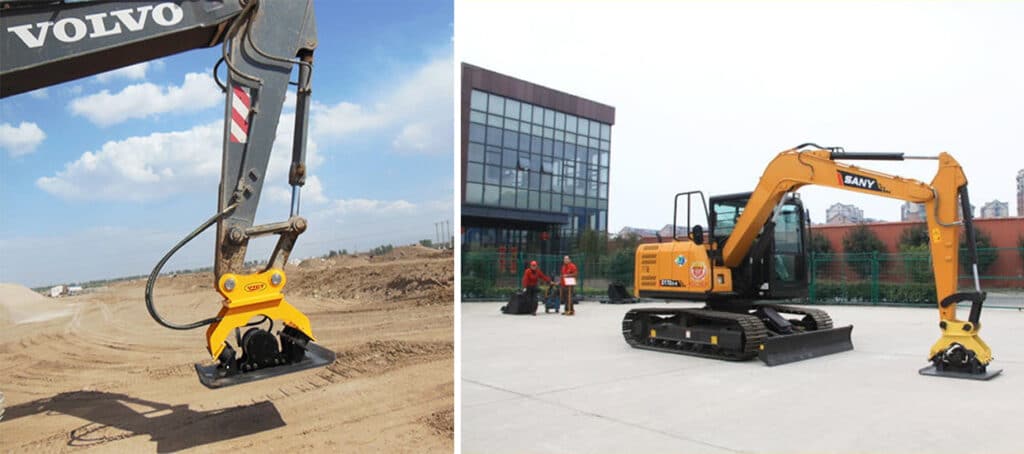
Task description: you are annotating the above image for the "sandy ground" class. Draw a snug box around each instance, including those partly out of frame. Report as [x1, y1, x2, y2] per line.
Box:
[0, 246, 453, 453]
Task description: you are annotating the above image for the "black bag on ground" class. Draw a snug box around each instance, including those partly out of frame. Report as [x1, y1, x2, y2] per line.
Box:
[501, 288, 537, 315]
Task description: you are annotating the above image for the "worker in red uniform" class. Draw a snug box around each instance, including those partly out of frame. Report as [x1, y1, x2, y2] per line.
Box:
[522, 260, 552, 315]
[560, 255, 578, 316]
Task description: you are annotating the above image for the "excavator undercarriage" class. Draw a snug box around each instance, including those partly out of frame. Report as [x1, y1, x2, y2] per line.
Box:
[623, 303, 853, 366]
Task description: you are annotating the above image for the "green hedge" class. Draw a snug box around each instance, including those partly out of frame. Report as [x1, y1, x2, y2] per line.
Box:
[812, 281, 937, 305]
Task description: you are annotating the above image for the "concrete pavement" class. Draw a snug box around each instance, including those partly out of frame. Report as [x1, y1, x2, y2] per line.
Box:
[462, 300, 1024, 453]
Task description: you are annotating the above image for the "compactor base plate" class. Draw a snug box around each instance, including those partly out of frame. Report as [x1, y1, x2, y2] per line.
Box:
[918, 365, 1002, 381]
[195, 341, 336, 389]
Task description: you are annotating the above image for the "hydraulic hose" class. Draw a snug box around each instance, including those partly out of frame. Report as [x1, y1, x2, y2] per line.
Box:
[145, 203, 237, 330]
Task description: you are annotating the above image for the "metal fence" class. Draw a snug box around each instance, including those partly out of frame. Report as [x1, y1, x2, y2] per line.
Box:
[461, 252, 631, 300]
[462, 248, 1024, 303]
[808, 247, 1024, 306]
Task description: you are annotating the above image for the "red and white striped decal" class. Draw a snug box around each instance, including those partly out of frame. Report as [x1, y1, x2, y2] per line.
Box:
[230, 86, 251, 143]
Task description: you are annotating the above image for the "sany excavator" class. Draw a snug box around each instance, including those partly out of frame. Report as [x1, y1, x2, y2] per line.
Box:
[1, 0, 334, 388]
[624, 144, 1000, 380]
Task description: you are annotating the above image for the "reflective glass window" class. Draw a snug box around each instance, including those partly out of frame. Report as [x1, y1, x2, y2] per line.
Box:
[467, 163, 483, 183]
[466, 182, 483, 203]
[532, 106, 543, 124]
[555, 112, 565, 130]
[566, 115, 577, 133]
[485, 147, 501, 165]
[468, 143, 484, 163]
[500, 187, 516, 207]
[470, 110, 486, 124]
[469, 123, 485, 143]
[521, 104, 533, 123]
[487, 94, 504, 114]
[543, 109, 554, 128]
[470, 90, 487, 111]
[529, 191, 540, 210]
[541, 174, 552, 191]
[484, 184, 500, 205]
[501, 168, 515, 186]
[601, 124, 611, 140]
[503, 130, 518, 149]
[505, 99, 521, 119]
[487, 114, 502, 127]
[504, 118, 519, 132]
[485, 165, 500, 184]
[502, 150, 516, 168]
[517, 189, 529, 209]
[486, 126, 501, 146]
[601, 151, 609, 166]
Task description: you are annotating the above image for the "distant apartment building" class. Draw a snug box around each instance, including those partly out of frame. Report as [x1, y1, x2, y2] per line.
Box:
[1017, 169, 1023, 216]
[901, 202, 925, 222]
[616, 226, 658, 239]
[980, 200, 1009, 218]
[826, 203, 864, 225]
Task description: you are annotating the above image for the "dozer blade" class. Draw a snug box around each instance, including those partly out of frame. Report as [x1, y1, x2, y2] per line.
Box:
[758, 325, 854, 366]
[194, 342, 336, 389]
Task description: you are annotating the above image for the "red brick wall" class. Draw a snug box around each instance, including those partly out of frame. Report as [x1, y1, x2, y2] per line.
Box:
[812, 217, 1024, 288]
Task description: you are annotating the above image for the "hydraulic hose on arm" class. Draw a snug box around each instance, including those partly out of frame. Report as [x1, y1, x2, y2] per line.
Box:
[144, 203, 238, 330]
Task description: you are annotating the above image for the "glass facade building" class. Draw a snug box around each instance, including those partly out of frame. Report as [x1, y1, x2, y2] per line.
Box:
[461, 64, 615, 254]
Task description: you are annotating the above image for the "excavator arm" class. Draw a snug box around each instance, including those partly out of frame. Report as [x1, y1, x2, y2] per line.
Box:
[722, 144, 997, 379]
[1, 0, 333, 388]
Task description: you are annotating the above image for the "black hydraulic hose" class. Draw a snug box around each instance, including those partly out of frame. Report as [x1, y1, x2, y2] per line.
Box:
[145, 203, 237, 330]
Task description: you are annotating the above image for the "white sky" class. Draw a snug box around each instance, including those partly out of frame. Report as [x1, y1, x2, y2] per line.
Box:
[457, 1, 1024, 231]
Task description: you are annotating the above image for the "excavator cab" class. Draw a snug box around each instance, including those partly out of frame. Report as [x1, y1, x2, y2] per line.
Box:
[709, 193, 809, 299]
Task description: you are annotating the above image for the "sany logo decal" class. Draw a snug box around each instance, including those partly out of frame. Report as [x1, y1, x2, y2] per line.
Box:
[244, 282, 267, 293]
[836, 170, 889, 193]
[6, 3, 184, 49]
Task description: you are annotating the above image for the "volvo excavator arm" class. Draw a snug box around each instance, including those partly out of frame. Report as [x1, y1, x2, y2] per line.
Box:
[1, 0, 334, 388]
[720, 144, 998, 379]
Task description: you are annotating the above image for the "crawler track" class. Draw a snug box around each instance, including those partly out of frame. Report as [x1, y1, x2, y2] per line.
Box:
[622, 308, 767, 360]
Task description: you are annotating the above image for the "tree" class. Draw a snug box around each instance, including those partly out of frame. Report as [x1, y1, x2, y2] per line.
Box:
[959, 228, 998, 274]
[419, 239, 434, 248]
[896, 224, 933, 284]
[842, 224, 886, 278]
[608, 233, 641, 285]
[810, 232, 833, 254]
[898, 224, 929, 248]
[1019, 235, 1024, 266]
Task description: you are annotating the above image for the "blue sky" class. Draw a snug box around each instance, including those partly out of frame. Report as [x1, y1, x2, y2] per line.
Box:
[0, 0, 454, 287]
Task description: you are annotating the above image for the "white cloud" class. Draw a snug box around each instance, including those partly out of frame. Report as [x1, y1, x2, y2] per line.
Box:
[28, 88, 48, 99]
[310, 55, 453, 155]
[325, 198, 417, 215]
[95, 62, 151, 83]
[69, 72, 221, 126]
[36, 121, 223, 200]
[37, 111, 324, 203]
[0, 121, 46, 157]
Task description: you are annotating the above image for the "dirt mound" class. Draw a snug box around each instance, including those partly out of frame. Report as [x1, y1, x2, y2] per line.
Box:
[0, 283, 74, 325]
[326, 340, 452, 379]
[422, 408, 454, 437]
[377, 245, 452, 261]
[289, 257, 453, 305]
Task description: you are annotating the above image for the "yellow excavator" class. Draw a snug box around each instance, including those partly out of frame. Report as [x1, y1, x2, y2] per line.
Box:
[624, 143, 1000, 380]
[1, 0, 332, 388]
